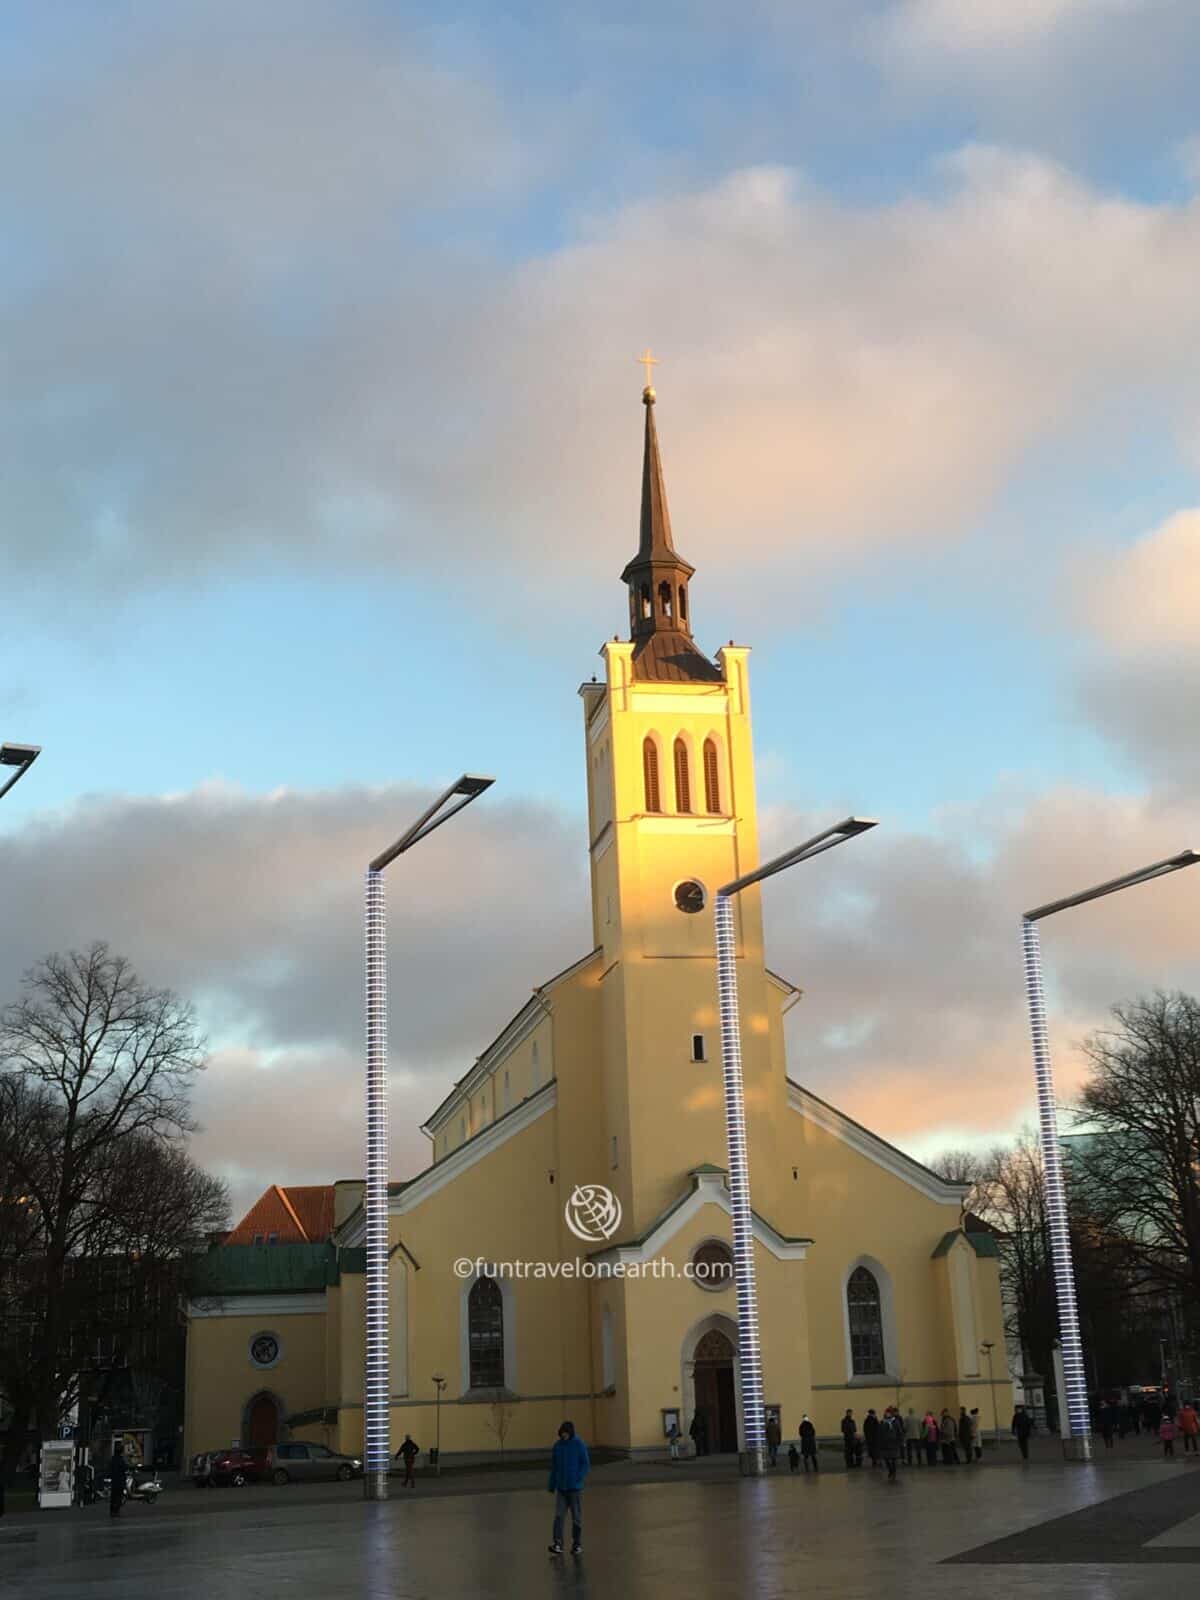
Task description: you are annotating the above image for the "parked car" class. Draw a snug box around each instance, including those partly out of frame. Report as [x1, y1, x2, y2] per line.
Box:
[191, 1447, 272, 1487]
[270, 1442, 363, 1484]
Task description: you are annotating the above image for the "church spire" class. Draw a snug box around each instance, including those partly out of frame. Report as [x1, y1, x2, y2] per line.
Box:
[619, 359, 721, 684]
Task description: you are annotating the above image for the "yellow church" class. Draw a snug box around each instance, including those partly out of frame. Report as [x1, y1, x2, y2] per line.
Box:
[183, 383, 1010, 1464]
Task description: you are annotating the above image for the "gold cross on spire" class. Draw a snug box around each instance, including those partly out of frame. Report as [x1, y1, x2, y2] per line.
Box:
[637, 347, 659, 390]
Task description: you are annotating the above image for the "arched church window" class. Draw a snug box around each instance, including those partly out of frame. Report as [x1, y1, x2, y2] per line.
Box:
[673, 738, 691, 813]
[678, 584, 688, 622]
[468, 1275, 505, 1389]
[643, 738, 662, 812]
[703, 738, 720, 814]
[640, 584, 652, 620]
[658, 580, 673, 619]
[847, 1266, 886, 1375]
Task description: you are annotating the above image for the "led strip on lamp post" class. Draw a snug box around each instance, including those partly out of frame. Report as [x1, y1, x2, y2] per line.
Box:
[1020, 917, 1091, 1455]
[714, 891, 765, 1473]
[1020, 846, 1199, 1462]
[361, 776, 493, 1502]
[364, 868, 390, 1499]
[711, 816, 877, 1477]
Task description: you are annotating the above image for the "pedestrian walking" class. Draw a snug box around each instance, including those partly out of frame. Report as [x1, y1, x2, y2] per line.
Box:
[396, 1434, 420, 1487]
[787, 1442, 800, 1473]
[939, 1409, 959, 1465]
[765, 1412, 782, 1468]
[922, 1410, 940, 1466]
[879, 1407, 903, 1482]
[841, 1410, 858, 1470]
[547, 1420, 590, 1556]
[800, 1414, 819, 1473]
[1160, 1416, 1177, 1459]
[863, 1409, 881, 1468]
[108, 1444, 127, 1519]
[1177, 1402, 1198, 1455]
[1100, 1400, 1117, 1449]
[969, 1408, 983, 1461]
[667, 1419, 682, 1461]
[903, 1407, 921, 1467]
[1012, 1405, 1033, 1462]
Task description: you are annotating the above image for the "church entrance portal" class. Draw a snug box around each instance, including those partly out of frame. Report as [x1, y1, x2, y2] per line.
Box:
[692, 1329, 738, 1454]
[246, 1392, 280, 1448]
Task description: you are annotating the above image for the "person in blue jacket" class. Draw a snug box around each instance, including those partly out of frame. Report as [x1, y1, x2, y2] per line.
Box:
[547, 1419, 590, 1556]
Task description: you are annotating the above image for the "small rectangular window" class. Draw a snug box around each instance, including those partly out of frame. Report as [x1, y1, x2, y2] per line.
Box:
[267, 1232, 279, 1245]
[691, 1033, 706, 1062]
[252, 1233, 264, 1246]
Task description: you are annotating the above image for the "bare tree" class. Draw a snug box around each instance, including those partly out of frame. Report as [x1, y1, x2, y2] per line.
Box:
[1078, 991, 1200, 1307]
[0, 943, 220, 1476]
[485, 1394, 516, 1460]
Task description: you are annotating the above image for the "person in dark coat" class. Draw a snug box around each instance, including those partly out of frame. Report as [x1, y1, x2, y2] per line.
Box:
[108, 1445, 127, 1518]
[799, 1414, 819, 1473]
[689, 1411, 709, 1457]
[396, 1434, 420, 1487]
[841, 1410, 857, 1469]
[1011, 1405, 1033, 1462]
[787, 1442, 800, 1473]
[547, 1420, 590, 1556]
[764, 1413, 782, 1468]
[879, 1407, 903, 1482]
[863, 1409, 881, 1468]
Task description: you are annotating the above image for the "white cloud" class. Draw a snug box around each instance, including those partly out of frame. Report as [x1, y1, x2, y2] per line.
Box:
[1080, 509, 1200, 653]
[886, 0, 1139, 54]
[5, 775, 1197, 1201]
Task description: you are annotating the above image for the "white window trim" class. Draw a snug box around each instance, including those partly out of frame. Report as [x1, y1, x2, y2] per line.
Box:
[841, 1254, 899, 1384]
[459, 1267, 517, 1396]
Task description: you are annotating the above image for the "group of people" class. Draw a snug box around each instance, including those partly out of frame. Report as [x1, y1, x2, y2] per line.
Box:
[1095, 1392, 1199, 1458]
[835, 1405, 988, 1476]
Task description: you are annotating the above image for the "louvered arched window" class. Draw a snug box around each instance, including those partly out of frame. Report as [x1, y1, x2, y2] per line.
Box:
[673, 738, 691, 813]
[468, 1276, 505, 1389]
[703, 738, 720, 814]
[643, 738, 662, 812]
[847, 1266, 886, 1375]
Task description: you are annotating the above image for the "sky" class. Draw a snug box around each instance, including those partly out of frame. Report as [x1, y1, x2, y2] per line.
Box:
[3, 0, 1200, 1220]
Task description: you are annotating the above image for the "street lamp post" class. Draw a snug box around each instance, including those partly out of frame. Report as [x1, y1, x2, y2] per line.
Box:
[980, 1341, 998, 1442]
[714, 816, 878, 1476]
[432, 1375, 446, 1475]
[0, 743, 40, 801]
[363, 775, 494, 1502]
[1022, 847, 1200, 1462]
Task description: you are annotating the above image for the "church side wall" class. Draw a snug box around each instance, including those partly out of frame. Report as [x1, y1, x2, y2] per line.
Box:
[782, 1106, 1009, 1432]
[388, 1099, 599, 1456]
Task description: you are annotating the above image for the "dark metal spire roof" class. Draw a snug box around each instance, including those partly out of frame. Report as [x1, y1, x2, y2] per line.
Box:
[620, 381, 721, 684]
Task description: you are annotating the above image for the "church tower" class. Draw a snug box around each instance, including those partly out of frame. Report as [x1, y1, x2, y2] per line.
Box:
[579, 372, 788, 1235]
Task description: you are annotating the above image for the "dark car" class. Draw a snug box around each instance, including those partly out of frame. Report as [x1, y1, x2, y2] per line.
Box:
[192, 1446, 272, 1487]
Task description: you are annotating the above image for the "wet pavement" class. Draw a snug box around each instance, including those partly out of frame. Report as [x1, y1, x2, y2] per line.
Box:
[2, 1450, 1198, 1597]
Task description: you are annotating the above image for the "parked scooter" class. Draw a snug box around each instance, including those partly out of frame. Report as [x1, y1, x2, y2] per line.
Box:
[100, 1471, 164, 1507]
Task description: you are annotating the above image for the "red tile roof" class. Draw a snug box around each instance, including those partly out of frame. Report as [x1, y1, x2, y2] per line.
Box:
[225, 1184, 336, 1246]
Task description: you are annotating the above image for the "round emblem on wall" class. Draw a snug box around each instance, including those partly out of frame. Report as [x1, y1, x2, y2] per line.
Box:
[249, 1331, 281, 1369]
[673, 879, 707, 915]
[691, 1239, 735, 1291]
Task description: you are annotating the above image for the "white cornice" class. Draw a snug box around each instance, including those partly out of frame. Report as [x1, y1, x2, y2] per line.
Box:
[339, 1087, 560, 1245]
[186, 1293, 326, 1319]
[590, 1170, 809, 1266]
[786, 1081, 967, 1206]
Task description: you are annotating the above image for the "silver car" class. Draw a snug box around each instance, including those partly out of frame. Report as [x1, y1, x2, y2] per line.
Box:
[270, 1442, 363, 1484]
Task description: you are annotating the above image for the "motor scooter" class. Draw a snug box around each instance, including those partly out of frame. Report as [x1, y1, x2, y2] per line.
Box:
[100, 1471, 164, 1506]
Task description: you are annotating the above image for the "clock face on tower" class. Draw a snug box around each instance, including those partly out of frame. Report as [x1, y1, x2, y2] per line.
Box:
[673, 879, 707, 915]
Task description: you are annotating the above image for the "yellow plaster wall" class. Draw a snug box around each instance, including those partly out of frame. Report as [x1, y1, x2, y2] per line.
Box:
[183, 1307, 326, 1459]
